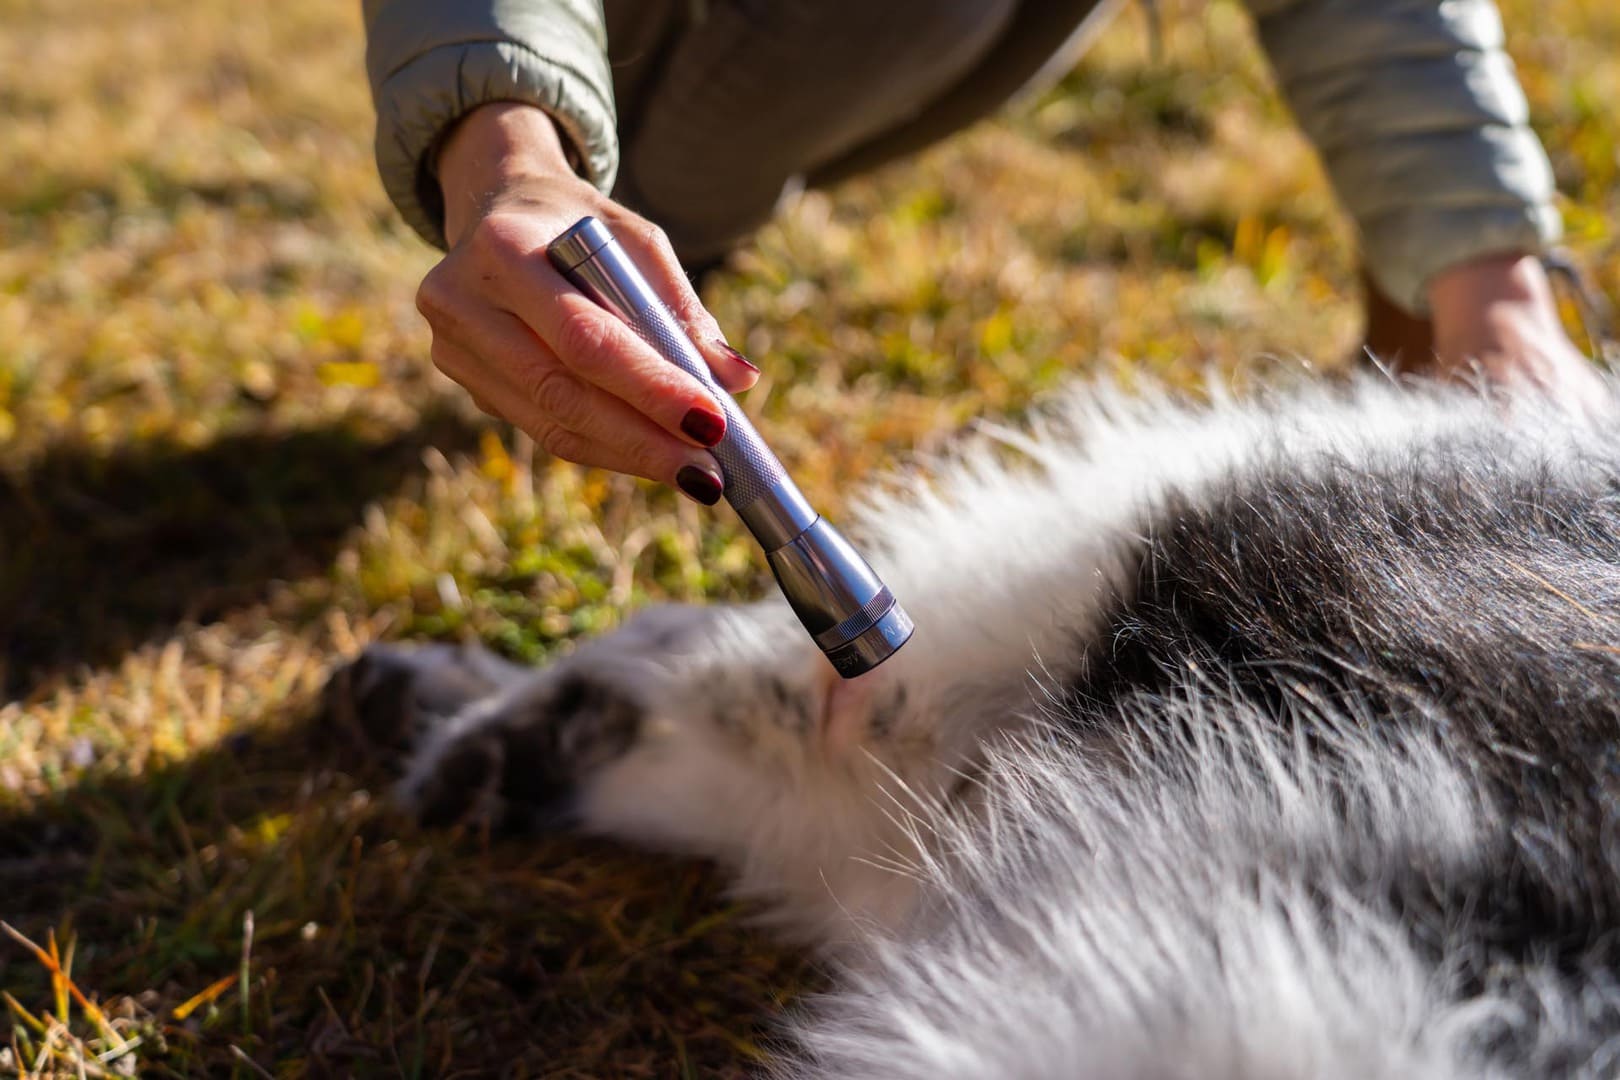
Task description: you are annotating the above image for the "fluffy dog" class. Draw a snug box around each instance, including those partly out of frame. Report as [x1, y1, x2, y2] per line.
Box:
[331, 374, 1620, 1078]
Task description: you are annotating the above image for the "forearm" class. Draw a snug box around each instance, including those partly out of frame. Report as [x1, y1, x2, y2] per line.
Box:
[362, 0, 620, 249]
[436, 103, 577, 246]
[1246, 0, 1560, 312]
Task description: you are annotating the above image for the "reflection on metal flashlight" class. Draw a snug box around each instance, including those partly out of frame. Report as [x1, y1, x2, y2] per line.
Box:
[548, 217, 913, 678]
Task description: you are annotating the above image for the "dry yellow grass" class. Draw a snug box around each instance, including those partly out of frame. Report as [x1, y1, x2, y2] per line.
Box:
[0, 0, 1615, 1074]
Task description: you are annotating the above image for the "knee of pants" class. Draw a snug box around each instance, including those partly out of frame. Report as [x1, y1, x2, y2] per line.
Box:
[611, 0, 1021, 262]
[794, 0, 1022, 104]
[610, 0, 1019, 100]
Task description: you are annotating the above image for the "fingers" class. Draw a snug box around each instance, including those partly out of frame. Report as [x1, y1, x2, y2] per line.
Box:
[512, 379, 726, 505]
[703, 336, 764, 394]
[415, 193, 756, 504]
[421, 238, 731, 441]
[1514, 350, 1613, 424]
[428, 323, 727, 503]
[541, 286, 734, 438]
[610, 219, 762, 394]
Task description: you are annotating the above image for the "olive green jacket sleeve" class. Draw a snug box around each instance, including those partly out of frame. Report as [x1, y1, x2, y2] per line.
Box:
[361, 0, 617, 249]
[1246, 0, 1561, 311]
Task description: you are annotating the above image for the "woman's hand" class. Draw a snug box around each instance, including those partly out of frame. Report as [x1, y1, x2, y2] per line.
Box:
[417, 102, 760, 505]
[1425, 252, 1607, 412]
[1364, 253, 1608, 415]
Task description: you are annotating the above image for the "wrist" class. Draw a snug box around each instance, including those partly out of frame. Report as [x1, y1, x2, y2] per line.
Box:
[1426, 251, 1552, 326]
[436, 103, 577, 244]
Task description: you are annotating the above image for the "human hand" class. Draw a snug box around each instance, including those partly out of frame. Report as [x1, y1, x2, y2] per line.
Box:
[416, 103, 760, 505]
[1424, 252, 1608, 413]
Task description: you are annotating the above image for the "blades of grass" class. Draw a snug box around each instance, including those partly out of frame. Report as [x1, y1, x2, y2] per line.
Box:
[60, 935, 74, 992]
[64, 992, 124, 1057]
[94, 1033, 142, 1065]
[171, 974, 236, 1022]
[229, 1044, 274, 1080]
[164, 801, 205, 896]
[66, 1042, 115, 1080]
[47, 929, 67, 1029]
[238, 910, 254, 1035]
[1, 922, 56, 976]
[10, 1028, 31, 1080]
[3, 991, 48, 1036]
[0, 923, 128, 1054]
[30, 1026, 51, 1076]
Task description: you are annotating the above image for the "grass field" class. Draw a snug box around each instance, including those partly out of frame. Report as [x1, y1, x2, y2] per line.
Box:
[1, 0, 1616, 1074]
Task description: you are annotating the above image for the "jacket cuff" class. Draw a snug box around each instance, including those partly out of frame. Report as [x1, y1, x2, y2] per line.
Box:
[1363, 201, 1562, 316]
[1347, 126, 1561, 313]
[372, 39, 619, 249]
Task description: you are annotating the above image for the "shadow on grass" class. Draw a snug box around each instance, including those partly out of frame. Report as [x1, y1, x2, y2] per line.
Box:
[0, 411, 806, 1073]
[0, 410, 482, 700]
[0, 703, 807, 1076]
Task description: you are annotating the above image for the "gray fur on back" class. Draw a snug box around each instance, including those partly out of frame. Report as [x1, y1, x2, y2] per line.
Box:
[780, 381, 1620, 1078]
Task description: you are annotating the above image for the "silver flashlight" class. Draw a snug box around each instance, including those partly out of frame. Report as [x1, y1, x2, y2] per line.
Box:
[547, 216, 912, 677]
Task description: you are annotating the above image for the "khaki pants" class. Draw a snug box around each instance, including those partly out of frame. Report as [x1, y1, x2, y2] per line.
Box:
[605, 0, 1120, 264]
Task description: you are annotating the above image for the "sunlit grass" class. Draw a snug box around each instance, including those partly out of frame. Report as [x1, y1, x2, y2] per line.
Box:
[1, 0, 1615, 1073]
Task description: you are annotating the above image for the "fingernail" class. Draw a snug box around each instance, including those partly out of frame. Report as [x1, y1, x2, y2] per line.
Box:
[675, 465, 724, 506]
[680, 406, 727, 447]
[716, 341, 759, 374]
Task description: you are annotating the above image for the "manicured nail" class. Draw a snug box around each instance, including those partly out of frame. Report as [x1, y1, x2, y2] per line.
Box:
[715, 341, 759, 374]
[675, 465, 724, 506]
[680, 406, 727, 447]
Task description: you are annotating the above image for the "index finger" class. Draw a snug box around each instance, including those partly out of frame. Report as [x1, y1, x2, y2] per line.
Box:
[510, 253, 730, 445]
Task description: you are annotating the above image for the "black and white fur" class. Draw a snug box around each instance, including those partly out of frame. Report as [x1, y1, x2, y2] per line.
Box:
[331, 373, 1620, 1078]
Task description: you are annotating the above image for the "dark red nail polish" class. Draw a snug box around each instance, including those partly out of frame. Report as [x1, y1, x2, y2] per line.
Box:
[680, 406, 726, 447]
[676, 465, 724, 506]
[717, 341, 759, 374]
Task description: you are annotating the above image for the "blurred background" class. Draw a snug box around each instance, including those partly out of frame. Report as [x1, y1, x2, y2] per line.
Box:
[0, 0, 1615, 1074]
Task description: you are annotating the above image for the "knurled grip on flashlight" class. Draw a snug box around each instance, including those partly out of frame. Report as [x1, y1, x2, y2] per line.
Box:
[621, 300, 785, 512]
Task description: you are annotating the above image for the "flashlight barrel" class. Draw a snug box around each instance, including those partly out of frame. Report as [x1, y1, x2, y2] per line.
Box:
[547, 216, 912, 677]
[548, 217, 814, 548]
